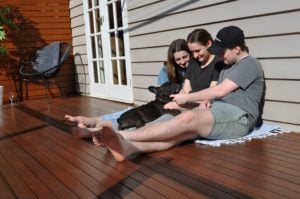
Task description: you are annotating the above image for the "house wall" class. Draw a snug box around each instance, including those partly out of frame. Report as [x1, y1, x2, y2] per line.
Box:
[127, 0, 300, 132]
[69, 0, 89, 96]
[0, 0, 75, 102]
[69, 0, 300, 132]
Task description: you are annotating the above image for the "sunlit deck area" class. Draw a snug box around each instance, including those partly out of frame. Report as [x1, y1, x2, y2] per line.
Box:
[0, 96, 299, 198]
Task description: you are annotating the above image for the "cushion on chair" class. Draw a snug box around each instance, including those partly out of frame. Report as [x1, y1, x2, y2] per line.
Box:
[33, 42, 60, 75]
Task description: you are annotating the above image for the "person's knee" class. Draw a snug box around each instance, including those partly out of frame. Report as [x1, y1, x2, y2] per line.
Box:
[175, 110, 213, 135]
[176, 111, 197, 125]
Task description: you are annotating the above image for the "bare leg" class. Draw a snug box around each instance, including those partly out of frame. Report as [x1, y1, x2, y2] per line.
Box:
[66, 114, 103, 139]
[91, 125, 197, 161]
[70, 120, 112, 139]
[65, 114, 103, 128]
[71, 127, 95, 139]
[120, 109, 214, 142]
[89, 110, 214, 161]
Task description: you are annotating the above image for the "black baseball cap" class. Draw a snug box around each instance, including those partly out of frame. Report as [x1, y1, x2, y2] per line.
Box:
[208, 26, 245, 55]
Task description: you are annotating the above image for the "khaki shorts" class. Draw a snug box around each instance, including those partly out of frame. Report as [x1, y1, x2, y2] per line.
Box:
[207, 101, 251, 140]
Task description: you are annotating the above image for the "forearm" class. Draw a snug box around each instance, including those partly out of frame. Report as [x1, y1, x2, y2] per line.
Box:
[172, 79, 238, 105]
[164, 101, 197, 111]
[187, 86, 223, 102]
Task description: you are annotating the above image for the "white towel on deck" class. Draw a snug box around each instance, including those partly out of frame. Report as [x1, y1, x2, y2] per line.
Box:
[195, 124, 290, 147]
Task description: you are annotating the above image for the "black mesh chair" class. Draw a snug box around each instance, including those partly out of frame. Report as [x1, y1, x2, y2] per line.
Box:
[19, 41, 71, 101]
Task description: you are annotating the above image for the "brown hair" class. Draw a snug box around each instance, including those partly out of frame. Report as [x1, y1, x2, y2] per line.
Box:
[186, 28, 213, 45]
[166, 39, 190, 84]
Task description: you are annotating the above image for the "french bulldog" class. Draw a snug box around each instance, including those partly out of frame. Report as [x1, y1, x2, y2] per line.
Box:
[117, 82, 181, 130]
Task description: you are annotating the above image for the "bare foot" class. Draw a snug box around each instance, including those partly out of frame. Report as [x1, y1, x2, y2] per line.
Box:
[65, 114, 102, 128]
[92, 134, 103, 146]
[93, 125, 137, 162]
[71, 127, 93, 139]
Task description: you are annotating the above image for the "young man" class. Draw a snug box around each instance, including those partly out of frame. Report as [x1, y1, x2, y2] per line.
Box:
[76, 26, 265, 162]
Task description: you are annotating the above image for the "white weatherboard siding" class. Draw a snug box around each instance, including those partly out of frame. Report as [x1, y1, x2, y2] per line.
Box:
[70, 0, 90, 95]
[70, 0, 300, 131]
[127, 0, 300, 131]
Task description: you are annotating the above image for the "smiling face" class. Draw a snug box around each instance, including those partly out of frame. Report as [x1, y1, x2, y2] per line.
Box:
[188, 41, 212, 65]
[173, 50, 190, 68]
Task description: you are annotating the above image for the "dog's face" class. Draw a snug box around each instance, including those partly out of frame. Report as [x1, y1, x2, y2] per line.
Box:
[148, 82, 181, 103]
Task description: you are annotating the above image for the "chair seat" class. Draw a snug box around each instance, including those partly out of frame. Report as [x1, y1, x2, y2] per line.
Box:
[19, 41, 71, 101]
[20, 42, 70, 78]
[33, 42, 60, 75]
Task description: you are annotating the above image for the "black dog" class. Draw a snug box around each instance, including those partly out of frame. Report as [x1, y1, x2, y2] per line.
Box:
[117, 82, 181, 130]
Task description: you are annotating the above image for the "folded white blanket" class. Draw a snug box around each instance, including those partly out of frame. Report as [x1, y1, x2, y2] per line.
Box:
[195, 124, 290, 147]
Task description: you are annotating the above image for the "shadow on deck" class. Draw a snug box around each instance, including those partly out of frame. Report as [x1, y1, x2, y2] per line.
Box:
[0, 96, 299, 198]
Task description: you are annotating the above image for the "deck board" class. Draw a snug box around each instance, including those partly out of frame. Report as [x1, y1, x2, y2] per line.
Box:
[0, 96, 299, 198]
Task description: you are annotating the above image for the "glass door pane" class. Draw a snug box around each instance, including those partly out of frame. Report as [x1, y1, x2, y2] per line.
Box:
[84, 0, 132, 102]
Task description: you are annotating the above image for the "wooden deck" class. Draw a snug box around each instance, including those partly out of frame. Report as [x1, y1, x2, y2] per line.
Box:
[0, 96, 299, 199]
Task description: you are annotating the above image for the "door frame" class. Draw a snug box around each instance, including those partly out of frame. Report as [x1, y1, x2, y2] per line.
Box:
[83, 0, 133, 103]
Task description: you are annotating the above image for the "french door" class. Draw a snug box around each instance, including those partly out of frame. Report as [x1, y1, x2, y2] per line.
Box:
[83, 0, 133, 103]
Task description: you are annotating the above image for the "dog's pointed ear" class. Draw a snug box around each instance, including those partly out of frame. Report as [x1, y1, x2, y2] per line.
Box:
[148, 86, 159, 94]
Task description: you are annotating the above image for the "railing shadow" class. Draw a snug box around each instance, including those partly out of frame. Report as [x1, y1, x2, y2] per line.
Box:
[127, 0, 200, 33]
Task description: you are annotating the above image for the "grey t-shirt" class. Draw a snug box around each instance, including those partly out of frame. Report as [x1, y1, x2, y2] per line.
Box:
[217, 56, 264, 126]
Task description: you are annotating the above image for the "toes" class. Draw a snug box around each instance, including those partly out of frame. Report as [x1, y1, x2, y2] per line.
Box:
[65, 115, 79, 123]
[92, 136, 103, 146]
[65, 115, 73, 121]
[92, 130, 104, 146]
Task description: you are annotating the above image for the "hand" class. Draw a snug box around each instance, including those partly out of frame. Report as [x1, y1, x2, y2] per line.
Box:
[170, 93, 189, 105]
[164, 101, 180, 110]
[198, 100, 211, 109]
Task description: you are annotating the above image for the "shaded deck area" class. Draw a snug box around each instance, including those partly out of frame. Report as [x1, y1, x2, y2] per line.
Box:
[0, 96, 299, 198]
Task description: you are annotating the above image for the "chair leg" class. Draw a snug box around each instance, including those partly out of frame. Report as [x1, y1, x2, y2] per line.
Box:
[25, 80, 29, 100]
[53, 78, 63, 96]
[42, 77, 51, 104]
